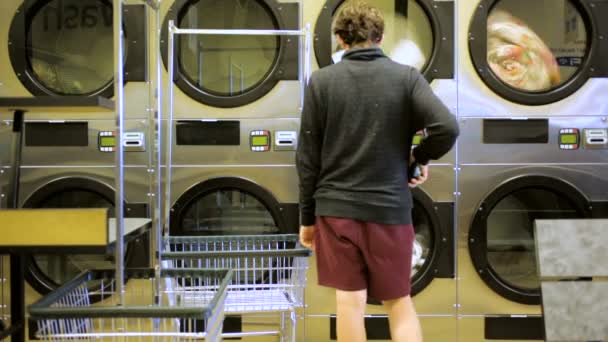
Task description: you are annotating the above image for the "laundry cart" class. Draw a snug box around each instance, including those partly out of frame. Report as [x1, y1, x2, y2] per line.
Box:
[163, 234, 311, 341]
[28, 268, 232, 342]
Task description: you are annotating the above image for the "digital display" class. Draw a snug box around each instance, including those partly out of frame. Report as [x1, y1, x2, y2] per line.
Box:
[412, 135, 423, 145]
[252, 136, 269, 146]
[100, 136, 116, 147]
[560, 134, 578, 144]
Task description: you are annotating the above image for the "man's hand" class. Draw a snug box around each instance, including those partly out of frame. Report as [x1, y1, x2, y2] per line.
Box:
[408, 153, 429, 188]
[299, 225, 315, 250]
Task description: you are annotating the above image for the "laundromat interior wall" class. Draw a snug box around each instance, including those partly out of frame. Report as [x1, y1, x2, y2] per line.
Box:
[1, 0, 608, 341]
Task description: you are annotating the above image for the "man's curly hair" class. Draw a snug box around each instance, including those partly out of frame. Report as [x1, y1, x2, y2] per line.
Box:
[333, 1, 384, 46]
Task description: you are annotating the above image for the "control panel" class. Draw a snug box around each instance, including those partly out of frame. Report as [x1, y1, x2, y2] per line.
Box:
[559, 128, 580, 150]
[558, 128, 608, 150]
[250, 130, 271, 152]
[98, 131, 117, 152]
[98, 131, 146, 152]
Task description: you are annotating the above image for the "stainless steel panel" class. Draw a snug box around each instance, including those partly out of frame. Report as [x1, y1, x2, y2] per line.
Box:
[169, 166, 299, 205]
[420, 165, 456, 202]
[457, 0, 608, 117]
[21, 119, 149, 166]
[0, 119, 12, 168]
[0, 166, 7, 209]
[18, 167, 151, 207]
[303, 315, 457, 342]
[162, 118, 300, 166]
[459, 117, 608, 164]
[0, 1, 24, 98]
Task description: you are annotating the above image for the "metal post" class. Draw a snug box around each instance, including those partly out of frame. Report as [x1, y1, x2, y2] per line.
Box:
[154, 0, 164, 276]
[113, 0, 126, 305]
[163, 20, 177, 245]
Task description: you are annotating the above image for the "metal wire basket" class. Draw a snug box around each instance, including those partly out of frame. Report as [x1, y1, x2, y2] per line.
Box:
[29, 268, 233, 342]
[163, 234, 311, 341]
[163, 234, 310, 313]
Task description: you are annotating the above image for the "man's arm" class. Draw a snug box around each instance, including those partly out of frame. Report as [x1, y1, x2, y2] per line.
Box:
[296, 75, 323, 226]
[409, 70, 460, 165]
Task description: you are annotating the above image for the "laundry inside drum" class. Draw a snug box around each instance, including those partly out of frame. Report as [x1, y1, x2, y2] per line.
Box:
[487, 0, 588, 92]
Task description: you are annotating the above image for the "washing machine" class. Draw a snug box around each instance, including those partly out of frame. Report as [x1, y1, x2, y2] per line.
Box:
[158, 0, 303, 119]
[16, 118, 151, 302]
[0, 0, 149, 119]
[458, 0, 608, 116]
[457, 116, 608, 341]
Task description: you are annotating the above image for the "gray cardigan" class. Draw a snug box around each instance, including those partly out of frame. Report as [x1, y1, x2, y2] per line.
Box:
[296, 47, 459, 226]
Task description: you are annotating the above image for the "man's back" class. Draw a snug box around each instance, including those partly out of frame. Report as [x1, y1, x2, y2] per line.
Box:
[297, 47, 458, 225]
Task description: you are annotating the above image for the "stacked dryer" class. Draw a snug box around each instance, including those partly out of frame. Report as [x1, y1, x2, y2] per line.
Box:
[303, 1, 458, 341]
[158, 0, 305, 338]
[0, 1, 152, 335]
[457, 0, 608, 340]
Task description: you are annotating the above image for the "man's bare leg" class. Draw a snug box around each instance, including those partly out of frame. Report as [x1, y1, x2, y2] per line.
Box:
[383, 295, 423, 342]
[336, 289, 367, 342]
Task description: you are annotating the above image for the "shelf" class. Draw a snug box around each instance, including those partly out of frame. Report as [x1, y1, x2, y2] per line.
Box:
[0, 96, 115, 113]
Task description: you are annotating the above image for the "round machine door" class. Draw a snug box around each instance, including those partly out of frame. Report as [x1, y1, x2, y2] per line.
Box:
[170, 178, 288, 235]
[8, 0, 146, 97]
[22, 178, 133, 299]
[469, 176, 592, 304]
[314, 0, 454, 81]
[161, 0, 300, 108]
[468, 0, 607, 105]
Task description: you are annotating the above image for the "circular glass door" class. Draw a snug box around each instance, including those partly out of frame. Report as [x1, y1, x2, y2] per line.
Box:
[488, 0, 587, 92]
[469, 0, 594, 104]
[178, 188, 279, 235]
[178, 0, 279, 97]
[23, 179, 131, 299]
[469, 177, 591, 304]
[162, 0, 299, 107]
[171, 178, 289, 235]
[330, 0, 433, 71]
[171, 179, 288, 285]
[26, 0, 124, 95]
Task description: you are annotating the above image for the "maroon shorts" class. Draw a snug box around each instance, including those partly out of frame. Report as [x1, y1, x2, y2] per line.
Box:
[314, 216, 415, 301]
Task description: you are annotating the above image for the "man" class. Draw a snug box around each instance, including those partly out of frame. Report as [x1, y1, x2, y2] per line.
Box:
[296, 2, 459, 341]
